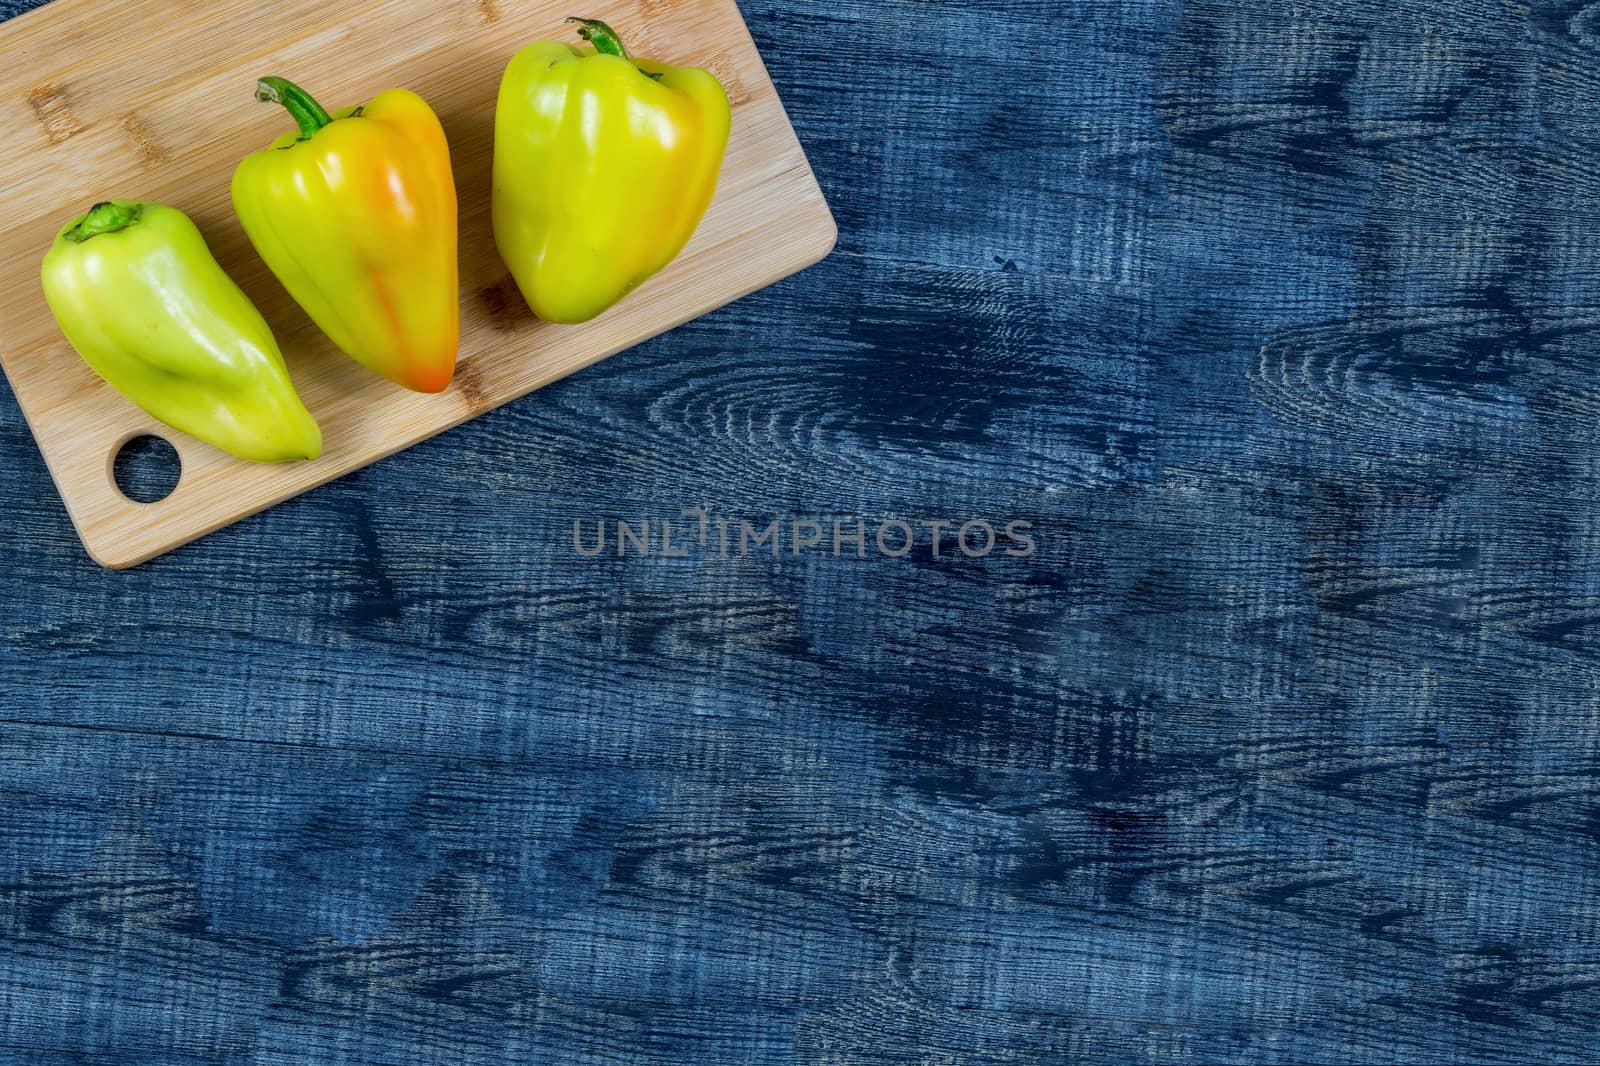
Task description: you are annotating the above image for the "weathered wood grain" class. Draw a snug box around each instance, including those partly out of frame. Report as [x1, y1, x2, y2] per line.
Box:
[6, 0, 1600, 1063]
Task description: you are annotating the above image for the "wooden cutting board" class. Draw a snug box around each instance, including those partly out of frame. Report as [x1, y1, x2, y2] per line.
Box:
[0, 0, 835, 569]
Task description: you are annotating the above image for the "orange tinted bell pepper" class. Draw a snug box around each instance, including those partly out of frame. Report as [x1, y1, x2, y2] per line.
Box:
[233, 77, 460, 393]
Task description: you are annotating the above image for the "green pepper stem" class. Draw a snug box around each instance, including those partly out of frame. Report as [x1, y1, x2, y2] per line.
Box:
[255, 76, 335, 140]
[567, 17, 629, 59]
[64, 201, 141, 243]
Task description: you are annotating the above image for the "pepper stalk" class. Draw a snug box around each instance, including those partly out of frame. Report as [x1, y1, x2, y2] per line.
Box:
[64, 201, 142, 243]
[255, 76, 336, 140]
[566, 17, 630, 59]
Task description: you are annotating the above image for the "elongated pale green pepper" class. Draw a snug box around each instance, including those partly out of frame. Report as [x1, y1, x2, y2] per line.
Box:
[41, 200, 321, 463]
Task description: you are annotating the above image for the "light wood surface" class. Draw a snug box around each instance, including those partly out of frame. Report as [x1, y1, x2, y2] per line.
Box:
[0, 0, 835, 569]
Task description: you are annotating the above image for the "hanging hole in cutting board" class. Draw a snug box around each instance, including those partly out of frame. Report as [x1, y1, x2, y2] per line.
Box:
[112, 435, 182, 504]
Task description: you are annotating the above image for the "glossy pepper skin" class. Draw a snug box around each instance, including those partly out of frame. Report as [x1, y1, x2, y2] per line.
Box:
[494, 18, 732, 324]
[41, 200, 322, 464]
[233, 78, 459, 393]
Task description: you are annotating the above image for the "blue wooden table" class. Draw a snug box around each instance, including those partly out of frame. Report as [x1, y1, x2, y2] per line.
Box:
[5, 0, 1600, 1062]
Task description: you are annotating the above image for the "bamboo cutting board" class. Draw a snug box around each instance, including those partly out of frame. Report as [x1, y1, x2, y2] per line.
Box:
[0, 0, 835, 569]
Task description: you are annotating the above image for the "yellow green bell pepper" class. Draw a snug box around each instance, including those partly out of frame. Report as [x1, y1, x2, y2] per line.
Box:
[493, 18, 732, 324]
[40, 200, 322, 464]
[233, 77, 460, 394]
